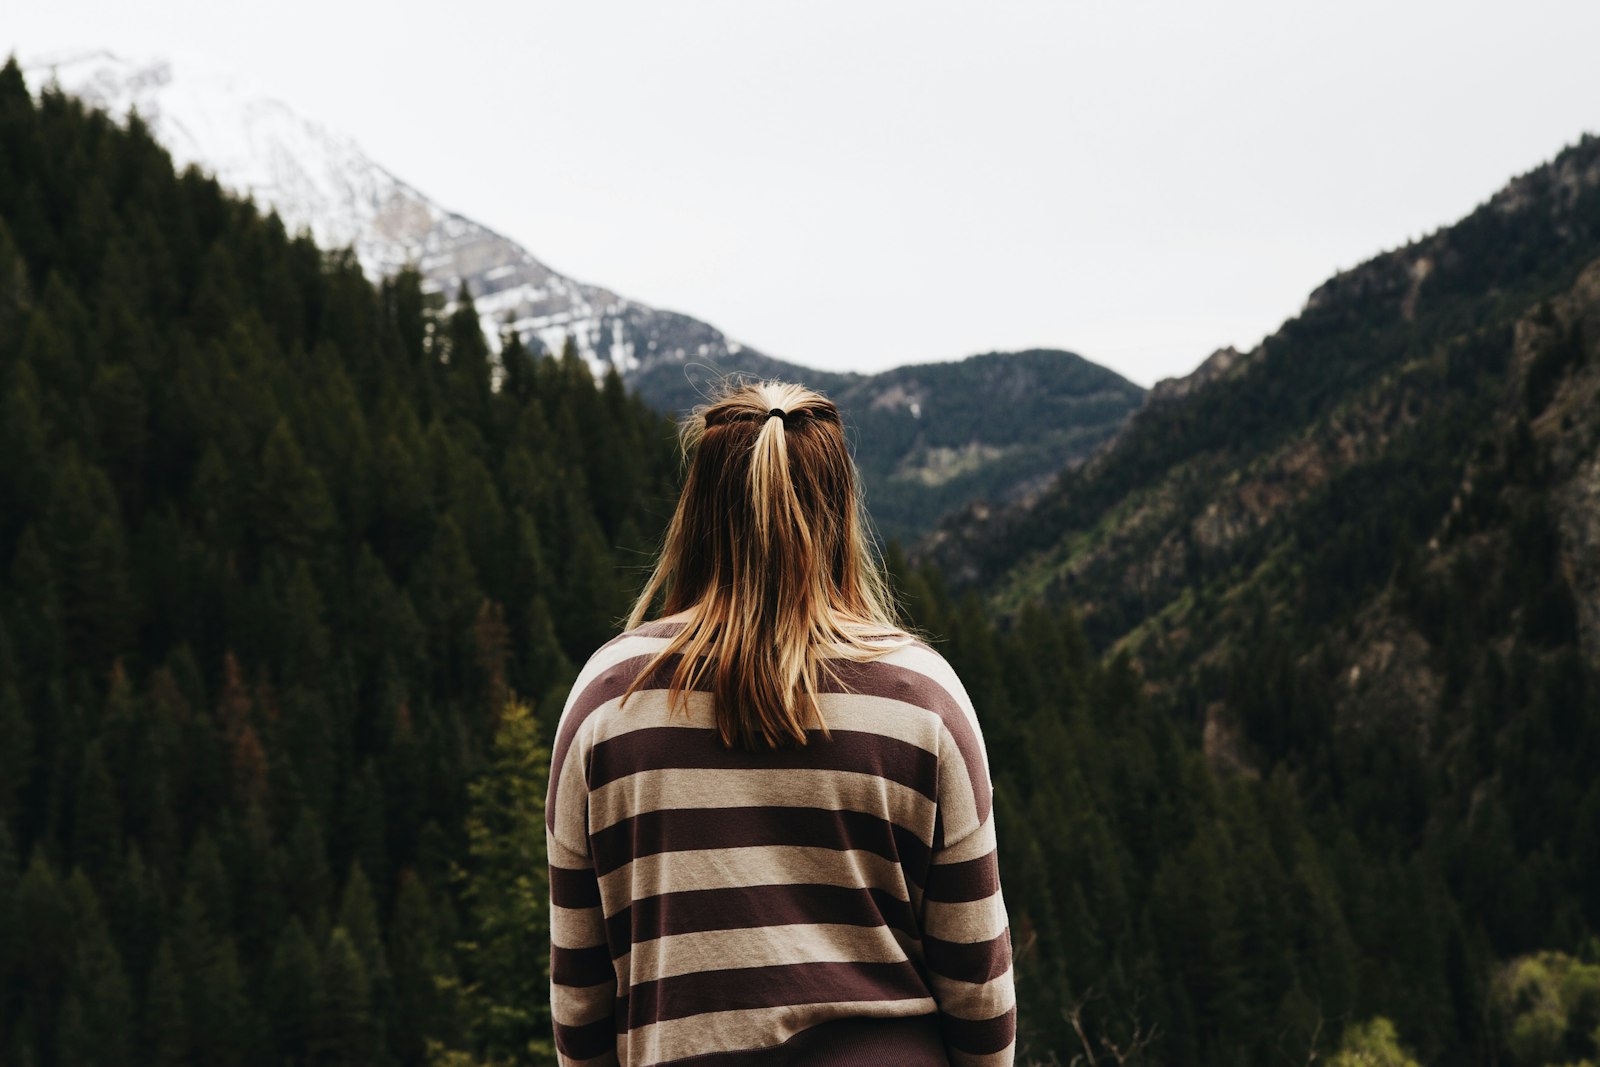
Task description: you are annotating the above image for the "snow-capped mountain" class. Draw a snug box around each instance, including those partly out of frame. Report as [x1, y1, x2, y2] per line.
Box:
[21, 48, 762, 379]
[20, 49, 1149, 542]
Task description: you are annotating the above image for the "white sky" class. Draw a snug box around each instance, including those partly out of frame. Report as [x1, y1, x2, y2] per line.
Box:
[8, 1, 1600, 387]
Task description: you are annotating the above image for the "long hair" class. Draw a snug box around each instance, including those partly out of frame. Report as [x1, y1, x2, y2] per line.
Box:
[621, 379, 908, 749]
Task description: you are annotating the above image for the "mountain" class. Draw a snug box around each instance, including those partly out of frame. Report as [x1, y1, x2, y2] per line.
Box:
[21, 48, 1147, 540]
[834, 350, 1143, 542]
[921, 130, 1600, 1016]
[927, 132, 1600, 673]
[19, 47, 771, 380]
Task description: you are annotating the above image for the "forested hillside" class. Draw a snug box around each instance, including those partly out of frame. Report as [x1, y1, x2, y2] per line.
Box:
[3, 54, 1594, 1067]
[921, 131, 1600, 1062]
[0, 60, 678, 1066]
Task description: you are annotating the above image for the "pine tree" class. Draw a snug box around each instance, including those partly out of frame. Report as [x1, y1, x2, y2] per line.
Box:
[15, 851, 73, 1052]
[443, 282, 492, 423]
[389, 868, 447, 1064]
[435, 699, 555, 1063]
[264, 915, 321, 1063]
[43, 446, 132, 665]
[254, 417, 336, 561]
[142, 938, 188, 1067]
[0, 683, 33, 830]
[317, 925, 376, 1066]
[69, 737, 121, 888]
[193, 934, 252, 1067]
[0, 821, 18, 998]
[59, 870, 135, 1066]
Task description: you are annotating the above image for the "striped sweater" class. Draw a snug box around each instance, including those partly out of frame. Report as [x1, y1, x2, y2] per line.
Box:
[546, 620, 1016, 1066]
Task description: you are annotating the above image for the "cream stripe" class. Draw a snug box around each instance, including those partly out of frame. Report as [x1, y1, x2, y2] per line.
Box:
[888, 645, 991, 761]
[924, 893, 1010, 943]
[621, 998, 937, 1066]
[599, 844, 910, 903]
[933, 816, 997, 864]
[562, 634, 675, 718]
[588, 767, 937, 835]
[551, 902, 608, 950]
[583, 689, 946, 753]
[934, 721, 983, 842]
[928, 965, 1016, 1020]
[587, 688, 716, 739]
[552, 732, 595, 853]
[627, 922, 910, 984]
[886, 644, 979, 716]
[550, 977, 616, 1026]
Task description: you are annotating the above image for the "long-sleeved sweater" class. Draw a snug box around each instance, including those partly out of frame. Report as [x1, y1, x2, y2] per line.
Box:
[546, 620, 1017, 1067]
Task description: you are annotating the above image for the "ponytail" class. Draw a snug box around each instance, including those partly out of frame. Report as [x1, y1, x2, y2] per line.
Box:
[622, 381, 906, 749]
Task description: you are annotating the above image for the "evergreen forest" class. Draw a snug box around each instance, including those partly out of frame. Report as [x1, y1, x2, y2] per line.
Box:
[1, 57, 1597, 1067]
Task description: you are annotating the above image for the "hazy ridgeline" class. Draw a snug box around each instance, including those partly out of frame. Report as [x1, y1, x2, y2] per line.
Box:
[1, 59, 1597, 1067]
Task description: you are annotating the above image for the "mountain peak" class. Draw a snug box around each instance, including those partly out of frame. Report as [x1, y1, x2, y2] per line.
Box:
[22, 48, 759, 380]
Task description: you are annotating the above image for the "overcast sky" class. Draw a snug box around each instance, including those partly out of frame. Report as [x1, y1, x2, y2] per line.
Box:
[9, 1, 1600, 386]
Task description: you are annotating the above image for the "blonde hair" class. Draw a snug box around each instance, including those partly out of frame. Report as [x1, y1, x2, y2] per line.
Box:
[622, 379, 908, 749]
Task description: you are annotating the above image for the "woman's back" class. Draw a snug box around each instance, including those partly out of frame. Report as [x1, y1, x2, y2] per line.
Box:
[545, 379, 1014, 1065]
[547, 619, 1016, 1066]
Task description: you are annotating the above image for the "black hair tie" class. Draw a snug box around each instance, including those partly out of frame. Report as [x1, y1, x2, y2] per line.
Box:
[767, 408, 786, 421]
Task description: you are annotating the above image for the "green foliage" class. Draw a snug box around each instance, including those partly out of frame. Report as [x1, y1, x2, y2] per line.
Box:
[927, 130, 1600, 1063]
[889, 561, 1418, 1065]
[0, 60, 674, 1065]
[1495, 951, 1600, 1067]
[1329, 1017, 1422, 1067]
[430, 699, 556, 1066]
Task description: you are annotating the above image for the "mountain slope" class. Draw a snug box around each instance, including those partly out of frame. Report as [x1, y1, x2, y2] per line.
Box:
[837, 349, 1143, 543]
[921, 132, 1600, 986]
[929, 132, 1600, 664]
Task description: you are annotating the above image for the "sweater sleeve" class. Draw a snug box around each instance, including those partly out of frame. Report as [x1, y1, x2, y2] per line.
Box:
[922, 697, 1017, 1066]
[548, 830, 619, 1067]
[547, 710, 619, 1067]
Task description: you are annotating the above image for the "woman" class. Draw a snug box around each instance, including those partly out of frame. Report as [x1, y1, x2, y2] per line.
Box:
[546, 380, 1015, 1066]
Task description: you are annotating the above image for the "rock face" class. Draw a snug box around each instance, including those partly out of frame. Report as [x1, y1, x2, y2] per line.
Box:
[1146, 346, 1249, 406]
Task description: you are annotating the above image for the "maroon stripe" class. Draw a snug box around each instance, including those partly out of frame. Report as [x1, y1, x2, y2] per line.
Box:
[825, 659, 991, 824]
[922, 852, 1000, 903]
[554, 1015, 617, 1061]
[625, 960, 929, 1027]
[549, 650, 684, 833]
[660, 1014, 946, 1066]
[941, 1007, 1017, 1055]
[589, 806, 931, 878]
[590, 726, 938, 797]
[605, 884, 918, 952]
[551, 645, 986, 841]
[549, 864, 602, 909]
[923, 931, 1012, 983]
[552, 942, 615, 987]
